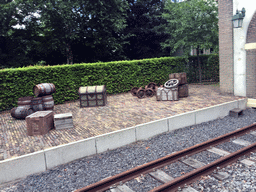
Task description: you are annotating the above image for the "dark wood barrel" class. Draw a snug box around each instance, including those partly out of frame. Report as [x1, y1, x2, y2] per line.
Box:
[169, 72, 187, 85]
[33, 83, 56, 97]
[42, 95, 54, 110]
[178, 84, 189, 98]
[11, 106, 34, 119]
[17, 96, 33, 108]
[31, 97, 44, 112]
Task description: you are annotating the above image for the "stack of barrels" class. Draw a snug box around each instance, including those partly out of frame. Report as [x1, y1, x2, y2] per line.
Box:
[169, 72, 188, 98]
[11, 83, 56, 119]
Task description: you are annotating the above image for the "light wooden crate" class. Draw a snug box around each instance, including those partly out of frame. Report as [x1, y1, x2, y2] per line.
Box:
[54, 113, 73, 130]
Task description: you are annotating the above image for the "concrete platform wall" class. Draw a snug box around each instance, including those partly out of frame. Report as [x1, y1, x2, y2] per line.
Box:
[0, 98, 247, 184]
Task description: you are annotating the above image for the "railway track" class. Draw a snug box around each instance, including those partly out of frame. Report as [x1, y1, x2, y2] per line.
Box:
[75, 123, 256, 192]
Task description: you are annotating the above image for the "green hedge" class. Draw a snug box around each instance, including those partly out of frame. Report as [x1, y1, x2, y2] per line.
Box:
[0, 54, 219, 112]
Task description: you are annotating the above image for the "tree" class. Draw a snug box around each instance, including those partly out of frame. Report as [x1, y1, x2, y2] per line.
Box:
[122, 0, 171, 60]
[160, 0, 218, 82]
[36, 0, 129, 64]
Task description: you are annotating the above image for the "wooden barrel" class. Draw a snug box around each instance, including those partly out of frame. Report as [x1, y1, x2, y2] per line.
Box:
[31, 97, 44, 112]
[33, 83, 56, 97]
[169, 72, 187, 85]
[17, 96, 33, 108]
[42, 95, 54, 110]
[11, 106, 34, 119]
[178, 84, 189, 98]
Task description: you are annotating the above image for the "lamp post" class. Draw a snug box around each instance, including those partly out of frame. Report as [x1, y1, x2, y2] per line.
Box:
[232, 8, 246, 28]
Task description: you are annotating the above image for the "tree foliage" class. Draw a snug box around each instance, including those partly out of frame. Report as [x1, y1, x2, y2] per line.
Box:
[159, 0, 218, 82]
[123, 0, 171, 60]
[0, 0, 219, 68]
[160, 0, 218, 55]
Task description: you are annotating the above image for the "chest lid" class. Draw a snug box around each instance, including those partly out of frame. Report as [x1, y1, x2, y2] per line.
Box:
[79, 85, 105, 94]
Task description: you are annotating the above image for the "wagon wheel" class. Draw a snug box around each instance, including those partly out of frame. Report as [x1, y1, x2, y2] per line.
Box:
[164, 79, 179, 89]
[131, 87, 139, 96]
[147, 82, 157, 89]
[145, 88, 154, 97]
[136, 87, 145, 99]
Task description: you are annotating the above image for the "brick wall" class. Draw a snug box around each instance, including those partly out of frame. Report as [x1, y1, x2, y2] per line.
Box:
[246, 12, 256, 97]
[219, 0, 234, 94]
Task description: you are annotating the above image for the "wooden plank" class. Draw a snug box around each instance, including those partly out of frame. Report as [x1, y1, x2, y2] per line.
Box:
[207, 147, 230, 156]
[55, 124, 74, 130]
[182, 187, 199, 192]
[181, 158, 206, 169]
[232, 139, 251, 146]
[149, 169, 174, 183]
[54, 113, 72, 119]
[110, 184, 134, 192]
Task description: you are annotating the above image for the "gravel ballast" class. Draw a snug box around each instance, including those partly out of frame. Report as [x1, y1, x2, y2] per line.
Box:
[1, 108, 256, 192]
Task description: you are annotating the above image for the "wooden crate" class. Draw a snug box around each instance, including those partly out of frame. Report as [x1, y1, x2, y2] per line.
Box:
[156, 87, 178, 101]
[54, 113, 73, 130]
[78, 85, 107, 107]
[26, 111, 53, 136]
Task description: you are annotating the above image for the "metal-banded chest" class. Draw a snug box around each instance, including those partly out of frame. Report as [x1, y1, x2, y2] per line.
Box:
[78, 85, 107, 107]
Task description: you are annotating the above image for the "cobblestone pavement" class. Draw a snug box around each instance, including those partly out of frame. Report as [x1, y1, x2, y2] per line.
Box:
[0, 84, 243, 161]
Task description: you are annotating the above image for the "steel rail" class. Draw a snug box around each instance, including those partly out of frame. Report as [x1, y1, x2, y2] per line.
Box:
[74, 123, 256, 192]
[150, 142, 256, 192]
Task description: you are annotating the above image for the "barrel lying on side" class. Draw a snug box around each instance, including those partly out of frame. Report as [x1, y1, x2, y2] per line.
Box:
[33, 83, 56, 97]
[11, 106, 34, 119]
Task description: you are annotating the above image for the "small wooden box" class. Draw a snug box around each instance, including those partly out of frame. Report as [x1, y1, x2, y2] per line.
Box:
[78, 85, 107, 107]
[26, 111, 53, 136]
[156, 87, 178, 101]
[54, 113, 73, 130]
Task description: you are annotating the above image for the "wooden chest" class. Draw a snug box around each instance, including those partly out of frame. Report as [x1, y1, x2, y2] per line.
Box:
[26, 111, 53, 136]
[54, 113, 73, 130]
[156, 87, 178, 101]
[78, 85, 107, 107]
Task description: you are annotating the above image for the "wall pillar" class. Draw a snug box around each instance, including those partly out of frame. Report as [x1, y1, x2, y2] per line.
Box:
[219, 0, 234, 94]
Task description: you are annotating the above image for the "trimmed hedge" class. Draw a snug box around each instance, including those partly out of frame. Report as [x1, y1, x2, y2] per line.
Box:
[0, 54, 219, 112]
